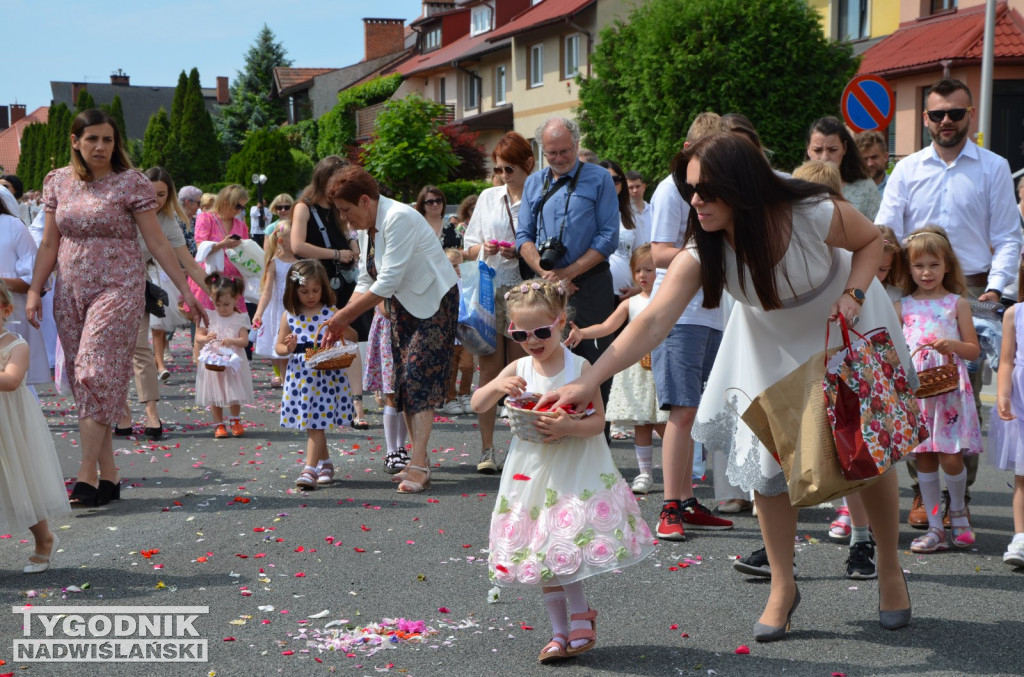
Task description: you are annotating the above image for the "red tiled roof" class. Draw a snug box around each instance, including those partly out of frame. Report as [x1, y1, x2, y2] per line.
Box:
[391, 29, 509, 76]
[0, 107, 49, 176]
[860, 2, 1024, 77]
[487, 0, 594, 42]
[273, 67, 337, 96]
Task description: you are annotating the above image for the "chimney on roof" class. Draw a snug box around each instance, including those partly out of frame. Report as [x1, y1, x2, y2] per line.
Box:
[0, 106, 9, 131]
[364, 18, 406, 61]
[10, 104, 26, 125]
[216, 76, 230, 105]
[110, 69, 130, 86]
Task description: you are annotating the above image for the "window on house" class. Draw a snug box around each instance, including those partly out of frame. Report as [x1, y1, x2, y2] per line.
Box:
[531, 139, 544, 169]
[495, 64, 507, 105]
[465, 71, 480, 110]
[930, 0, 956, 14]
[471, 5, 492, 36]
[531, 0, 543, 5]
[439, 77, 446, 104]
[424, 28, 441, 51]
[838, 0, 868, 42]
[562, 34, 580, 79]
[529, 43, 544, 88]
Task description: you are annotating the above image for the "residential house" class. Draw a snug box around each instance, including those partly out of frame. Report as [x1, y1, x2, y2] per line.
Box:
[0, 105, 49, 175]
[808, 0, 899, 52]
[856, 1, 1024, 172]
[49, 70, 230, 140]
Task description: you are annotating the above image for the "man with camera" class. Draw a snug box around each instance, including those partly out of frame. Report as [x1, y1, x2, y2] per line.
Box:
[516, 116, 620, 397]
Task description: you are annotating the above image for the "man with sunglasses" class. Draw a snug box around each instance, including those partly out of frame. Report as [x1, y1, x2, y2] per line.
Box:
[876, 78, 1022, 529]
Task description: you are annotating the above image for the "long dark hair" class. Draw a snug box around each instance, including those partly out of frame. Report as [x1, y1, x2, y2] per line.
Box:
[597, 160, 634, 231]
[807, 116, 869, 184]
[677, 132, 831, 310]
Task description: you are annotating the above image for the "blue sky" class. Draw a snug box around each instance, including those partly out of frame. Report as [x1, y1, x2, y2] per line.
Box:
[3, 0, 425, 113]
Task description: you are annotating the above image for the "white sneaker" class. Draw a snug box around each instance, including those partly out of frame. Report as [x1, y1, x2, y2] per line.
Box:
[440, 400, 464, 416]
[630, 472, 653, 494]
[1004, 538, 1024, 567]
[459, 394, 472, 412]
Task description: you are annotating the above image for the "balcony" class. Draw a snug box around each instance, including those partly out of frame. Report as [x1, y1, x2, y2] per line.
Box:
[355, 101, 456, 139]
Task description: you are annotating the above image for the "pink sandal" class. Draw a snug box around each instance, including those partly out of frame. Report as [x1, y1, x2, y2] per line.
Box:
[295, 467, 318, 490]
[949, 509, 975, 548]
[565, 608, 598, 657]
[316, 462, 335, 485]
[829, 506, 851, 541]
[537, 633, 569, 663]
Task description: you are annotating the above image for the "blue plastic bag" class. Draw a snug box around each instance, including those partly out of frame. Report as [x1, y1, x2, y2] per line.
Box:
[457, 259, 497, 356]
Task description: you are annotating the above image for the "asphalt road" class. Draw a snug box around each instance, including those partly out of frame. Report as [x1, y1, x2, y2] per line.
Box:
[1, 338, 1021, 677]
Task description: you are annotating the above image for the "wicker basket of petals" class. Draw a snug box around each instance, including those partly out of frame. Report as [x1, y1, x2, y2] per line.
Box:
[305, 323, 358, 370]
[505, 393, 589, 444]
[912, 343, 959, 399]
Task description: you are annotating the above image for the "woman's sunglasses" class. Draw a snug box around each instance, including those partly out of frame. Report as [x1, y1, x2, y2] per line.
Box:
[508, 321, 559, 343]
[493, 165, 516, 175]
[925, 107, 971, 123]
[423, 198, 444, 206]
[276, 205, 291, 212]
[680, 182, 716, 203]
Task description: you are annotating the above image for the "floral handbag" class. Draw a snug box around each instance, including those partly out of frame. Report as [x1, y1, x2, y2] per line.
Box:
[823, 315, 928, 481]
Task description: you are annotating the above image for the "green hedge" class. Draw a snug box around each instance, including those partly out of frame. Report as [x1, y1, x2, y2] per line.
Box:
[436, 179, 492, 206]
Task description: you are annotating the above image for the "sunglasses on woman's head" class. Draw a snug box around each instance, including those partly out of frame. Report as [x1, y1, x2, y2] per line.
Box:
[423, 198, 444, 206]
[680, 182, 716, 203]
[493, 165, 516, 175]
[508, 321, 558, 343]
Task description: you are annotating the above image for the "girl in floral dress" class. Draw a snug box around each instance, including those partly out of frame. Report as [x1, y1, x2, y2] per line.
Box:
[364, 301, 407, 474]
[471, 280, 655, 664]
[897, 227, 982, 553]
[275, 259, 354, 489]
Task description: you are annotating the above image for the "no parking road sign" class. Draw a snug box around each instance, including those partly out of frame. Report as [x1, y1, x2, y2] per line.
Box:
[841, 74, 894, 133]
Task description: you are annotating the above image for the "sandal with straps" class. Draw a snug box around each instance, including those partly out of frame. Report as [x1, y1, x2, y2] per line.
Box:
[565, 608, 598, 657]
[948, 508, 975, 548]
[397, 465, 431, 494]
[829, 505, 851, 541]
[316, 462, 335, 485]
[537, 633, 569, 663]
[384, 449, 410, 475]
[911, 527, 949, 554]
[295, 467, 318, 490]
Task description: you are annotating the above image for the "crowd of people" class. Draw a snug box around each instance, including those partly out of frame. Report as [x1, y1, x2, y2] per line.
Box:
[2, 77, 1024, 662]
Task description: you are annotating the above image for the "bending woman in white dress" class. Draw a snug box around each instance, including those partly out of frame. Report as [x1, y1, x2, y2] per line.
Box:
[540, 132, 913, 641]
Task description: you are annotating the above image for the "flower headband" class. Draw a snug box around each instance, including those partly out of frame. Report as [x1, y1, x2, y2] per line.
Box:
[289, 270, 307, 286]
[503, 280, 567, 300]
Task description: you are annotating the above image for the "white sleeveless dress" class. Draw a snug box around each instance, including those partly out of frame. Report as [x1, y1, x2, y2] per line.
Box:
[691, 199, 916, 496]
[487, 346, 655, 587]
[0, 332, 71, 532]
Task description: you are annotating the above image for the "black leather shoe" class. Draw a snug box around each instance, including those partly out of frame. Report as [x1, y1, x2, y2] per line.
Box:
[68, 481, 99, 508]
[144, 421, 163, 441]
[97, 479, 121, 505]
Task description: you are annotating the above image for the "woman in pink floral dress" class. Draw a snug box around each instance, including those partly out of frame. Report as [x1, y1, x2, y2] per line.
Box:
[26, 109, 206, 508]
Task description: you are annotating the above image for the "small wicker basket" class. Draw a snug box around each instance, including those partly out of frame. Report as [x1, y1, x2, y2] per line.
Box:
[505, 394, 586, 444]
[204, 363, 226, 372]
[305, 323, 357, 371]
[912, 343, 959, 399]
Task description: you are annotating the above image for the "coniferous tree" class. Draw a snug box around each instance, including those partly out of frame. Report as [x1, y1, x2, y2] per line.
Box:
[164, 71, 189, 180]
[216, 25, 292, 156]
[178, 68, 221, 185]
[74, 89, 96, 114]
[142, 108, 171, 169]
[15, 123, 42, 188]
[225, 128, 298, 199]
[107, 95, 127, 144]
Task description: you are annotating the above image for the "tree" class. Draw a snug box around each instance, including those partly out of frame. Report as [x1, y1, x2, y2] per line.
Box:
[100, 95, 128, 144]
[577, 0, 858, 182]
[15, 123, 45, 188]
[360, 94, 459, 201]
[316, 74, 403, 160]
[216, 25, 292, 156]
[175, 68, 221, 184]
[439, 123, 487, 181]
[225, 128, 298, 201]
[75, 89, 96, 114]
[163, 71, 190, 178]
[141, 108, 171, 169]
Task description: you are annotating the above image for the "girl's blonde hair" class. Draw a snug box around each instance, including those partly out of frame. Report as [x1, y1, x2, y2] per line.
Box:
[200, 193, 216, 211]
[877, 225, 906, 290]
[0, 279, 11, 316]
[902, 225, 967, 296]
[282, 259, 335, 315]
[504, 279, 570, 322]
[261, 221, 291, 289]
[792, 160, 842, 195]
[630, 242, 653, 276]
[213, 184, 249, 217]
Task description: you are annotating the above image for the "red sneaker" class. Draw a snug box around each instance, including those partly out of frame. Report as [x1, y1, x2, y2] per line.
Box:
[656, 501, 686, 541]
[680, 499, 734, 530]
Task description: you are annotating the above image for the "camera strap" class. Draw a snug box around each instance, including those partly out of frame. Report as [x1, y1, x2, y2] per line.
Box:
[535, 161, 584, 241]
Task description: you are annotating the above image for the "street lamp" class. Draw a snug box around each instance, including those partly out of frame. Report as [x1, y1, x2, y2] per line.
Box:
[251, 174, 268, 246]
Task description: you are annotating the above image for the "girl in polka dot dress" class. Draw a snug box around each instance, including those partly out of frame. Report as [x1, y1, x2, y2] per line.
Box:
[275, 259, 354, 489]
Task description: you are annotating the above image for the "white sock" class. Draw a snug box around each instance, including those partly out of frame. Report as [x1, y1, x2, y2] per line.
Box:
[850, 525, 871, 546]
[543, 590, 568, 645]
[396, 409, 408, 450]
[561, 582, 591, 649]
[945, 467, 969, 526]
[383, 406, 402, 454]
[635, 445, 653, 475]
[917, 469, 943, 531]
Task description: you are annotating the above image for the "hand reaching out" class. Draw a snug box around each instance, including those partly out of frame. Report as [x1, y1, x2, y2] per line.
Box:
[564, 322, 584, 349]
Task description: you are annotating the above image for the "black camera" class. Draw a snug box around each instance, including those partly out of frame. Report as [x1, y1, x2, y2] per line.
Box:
[537, 237, 567, 271]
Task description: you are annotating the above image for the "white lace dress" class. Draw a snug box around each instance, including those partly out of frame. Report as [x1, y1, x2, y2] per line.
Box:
[0, 333, 71, 532]
[691, 199, 915, 496]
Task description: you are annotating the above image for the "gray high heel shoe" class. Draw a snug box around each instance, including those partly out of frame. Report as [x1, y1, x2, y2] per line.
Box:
[879, 573, 911, 630]
[753, 586, 800, 642]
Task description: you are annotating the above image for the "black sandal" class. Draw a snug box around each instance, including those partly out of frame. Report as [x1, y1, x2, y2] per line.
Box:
[144, 421, 163, 441]
[68, 482, 99, 508]
[97, 479, 121, 505]
[383, 449, 410, 475]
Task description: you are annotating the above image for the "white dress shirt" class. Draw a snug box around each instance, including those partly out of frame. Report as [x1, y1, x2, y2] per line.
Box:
[875, 141, 1022, 294]
[463, 185, 522, 288]
[249, 206, 272, 235]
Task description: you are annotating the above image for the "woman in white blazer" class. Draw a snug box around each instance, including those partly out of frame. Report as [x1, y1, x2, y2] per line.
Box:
[322, 166, 458, 494]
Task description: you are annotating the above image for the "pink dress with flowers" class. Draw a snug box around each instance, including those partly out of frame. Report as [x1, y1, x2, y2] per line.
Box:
[901, 293, 983, 455]
[487, 346, 656, 588]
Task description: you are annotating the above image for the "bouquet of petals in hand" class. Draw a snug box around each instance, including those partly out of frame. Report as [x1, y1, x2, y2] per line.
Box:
[199, 344, 241, 372]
